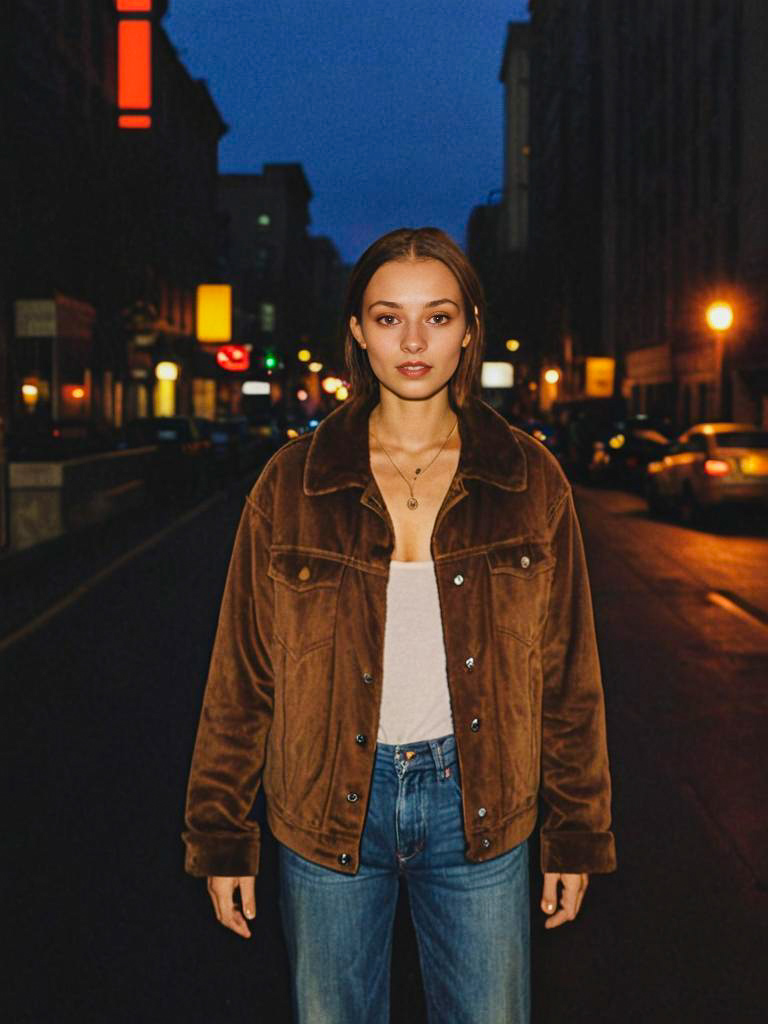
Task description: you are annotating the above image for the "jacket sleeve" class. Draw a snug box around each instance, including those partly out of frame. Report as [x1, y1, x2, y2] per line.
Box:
[182, 492, 274, 877]
[538, 486, 617, 875]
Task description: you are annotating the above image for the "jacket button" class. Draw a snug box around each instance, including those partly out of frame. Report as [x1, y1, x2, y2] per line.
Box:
[481, 838, 491, 848]
[520, 555, 531, 569]
[453, 573, 464, 586]
[470, 718, 480, 732]
[465, 656, 474, 671]
[298, 565, 311, 581]
[362, 672, 374, 685]
[338, 853, 352, 865]
[346, 792, 359, 802]
[355, 734, 367, 745]
[477, 807, 487, 818]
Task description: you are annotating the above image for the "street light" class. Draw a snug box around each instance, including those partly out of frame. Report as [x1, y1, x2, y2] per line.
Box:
[705, 300, 734, 419]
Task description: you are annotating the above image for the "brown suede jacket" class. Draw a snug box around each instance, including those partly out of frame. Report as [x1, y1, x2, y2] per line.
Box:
[183, 393, 617, 878]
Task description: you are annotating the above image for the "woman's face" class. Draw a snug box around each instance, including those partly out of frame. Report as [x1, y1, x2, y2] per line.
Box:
[349, 258, 471, 400]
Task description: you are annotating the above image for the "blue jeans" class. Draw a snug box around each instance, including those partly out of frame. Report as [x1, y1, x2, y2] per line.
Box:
[278, 734, 531, 1023]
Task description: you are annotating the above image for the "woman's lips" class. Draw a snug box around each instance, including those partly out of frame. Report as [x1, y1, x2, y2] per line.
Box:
[396, 364, 431, 378]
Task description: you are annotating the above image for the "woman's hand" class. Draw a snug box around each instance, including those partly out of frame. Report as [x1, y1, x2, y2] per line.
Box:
[207, 876, 256, 938]
[540, 872, 589, 929]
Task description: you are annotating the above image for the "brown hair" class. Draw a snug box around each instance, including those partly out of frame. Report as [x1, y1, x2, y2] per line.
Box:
[342, 227, 486, 408]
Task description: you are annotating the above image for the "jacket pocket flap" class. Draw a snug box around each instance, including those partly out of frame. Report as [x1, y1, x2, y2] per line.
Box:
[268, 550, 345, 591]
[486, 541, 554, 577]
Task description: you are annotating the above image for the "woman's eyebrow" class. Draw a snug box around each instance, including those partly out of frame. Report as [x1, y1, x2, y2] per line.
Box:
[367, 298, 460, 311]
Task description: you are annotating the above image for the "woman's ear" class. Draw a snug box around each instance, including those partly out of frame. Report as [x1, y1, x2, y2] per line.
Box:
[349, 316, 366, 348]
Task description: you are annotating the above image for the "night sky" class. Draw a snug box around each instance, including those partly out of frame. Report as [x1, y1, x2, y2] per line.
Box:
[164, 1, 530, 263]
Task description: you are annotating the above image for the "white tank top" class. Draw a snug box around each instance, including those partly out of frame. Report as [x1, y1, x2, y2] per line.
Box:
[376, 560, 455, 745]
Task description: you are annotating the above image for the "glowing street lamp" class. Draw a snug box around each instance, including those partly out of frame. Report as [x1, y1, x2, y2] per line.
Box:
[543, 368, 561, 385]
[705, 300, 735, 419]
[298, 348, 311, 362]
[705, 301, 733, 332]
[505, 339, 521, 353]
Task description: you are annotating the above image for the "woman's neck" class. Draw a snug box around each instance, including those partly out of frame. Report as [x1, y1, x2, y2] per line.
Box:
[369, 388, 458, 456]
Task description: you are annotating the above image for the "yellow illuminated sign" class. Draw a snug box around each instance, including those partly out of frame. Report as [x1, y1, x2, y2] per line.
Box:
[196, 285, 232, 343]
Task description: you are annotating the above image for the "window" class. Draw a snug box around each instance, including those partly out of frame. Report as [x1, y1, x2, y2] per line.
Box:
[257, 214, 271, 228]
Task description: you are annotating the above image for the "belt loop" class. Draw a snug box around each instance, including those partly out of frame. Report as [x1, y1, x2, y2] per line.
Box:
[429, 738, 445, 779]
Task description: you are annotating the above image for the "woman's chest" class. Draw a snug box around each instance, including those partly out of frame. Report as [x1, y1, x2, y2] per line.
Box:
[370, 449, 460, 561]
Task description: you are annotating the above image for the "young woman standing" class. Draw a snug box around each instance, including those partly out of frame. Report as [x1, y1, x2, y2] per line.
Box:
[183, 227, 616, 1023]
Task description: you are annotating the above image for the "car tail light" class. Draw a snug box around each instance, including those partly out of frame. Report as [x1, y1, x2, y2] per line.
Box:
[704, 458, 730, 477]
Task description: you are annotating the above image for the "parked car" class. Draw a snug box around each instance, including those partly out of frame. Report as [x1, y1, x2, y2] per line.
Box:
[509, 417, 566, 465]
[551, 397, 628, 481]
[644, 422, 768, 523]
[588, 417, 672, 490]
[197, 416, 267, 480]
[121, 416, 213, 500]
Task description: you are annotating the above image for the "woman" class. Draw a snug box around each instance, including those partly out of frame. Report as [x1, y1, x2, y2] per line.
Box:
[183, 227, 616, 1023]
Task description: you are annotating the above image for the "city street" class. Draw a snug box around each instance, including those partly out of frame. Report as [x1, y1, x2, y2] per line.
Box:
[2, 475, 766, 1023]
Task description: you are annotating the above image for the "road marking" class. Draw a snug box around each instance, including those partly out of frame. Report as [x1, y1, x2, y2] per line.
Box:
[707, 590, 768, 631]
[0, 492, 224, 655]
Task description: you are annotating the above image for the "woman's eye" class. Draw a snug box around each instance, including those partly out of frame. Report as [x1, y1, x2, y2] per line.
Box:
[377, 315, 399, 326]
[429, 313, 451, 325]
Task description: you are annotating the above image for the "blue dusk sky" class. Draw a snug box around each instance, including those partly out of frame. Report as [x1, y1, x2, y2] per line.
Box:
[164, 1, 530, 262]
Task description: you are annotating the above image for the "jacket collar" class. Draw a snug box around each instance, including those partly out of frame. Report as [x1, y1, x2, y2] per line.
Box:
[303, 391, 527, 495]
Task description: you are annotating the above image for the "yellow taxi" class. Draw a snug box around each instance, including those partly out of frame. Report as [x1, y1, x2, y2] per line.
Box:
[645, 422, 768, 523]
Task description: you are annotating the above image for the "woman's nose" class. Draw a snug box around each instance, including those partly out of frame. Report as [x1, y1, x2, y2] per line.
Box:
[401, 323, 426, 352]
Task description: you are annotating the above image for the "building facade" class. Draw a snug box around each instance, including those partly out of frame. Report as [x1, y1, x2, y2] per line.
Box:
[2, 0, 227, 447]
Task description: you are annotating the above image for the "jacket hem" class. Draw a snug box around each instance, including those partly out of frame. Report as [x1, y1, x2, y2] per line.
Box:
[539, 829, 617, 874]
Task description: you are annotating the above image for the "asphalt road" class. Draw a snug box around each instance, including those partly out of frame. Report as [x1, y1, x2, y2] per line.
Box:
[2, 477, 767, 1023]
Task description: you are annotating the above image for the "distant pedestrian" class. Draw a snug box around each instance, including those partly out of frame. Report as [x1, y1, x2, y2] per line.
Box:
[183, 227, 616, 1023]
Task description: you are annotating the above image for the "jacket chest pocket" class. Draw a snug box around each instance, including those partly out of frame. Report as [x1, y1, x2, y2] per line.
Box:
[267, 549, 345, 660]
[485, 541, 555, 645]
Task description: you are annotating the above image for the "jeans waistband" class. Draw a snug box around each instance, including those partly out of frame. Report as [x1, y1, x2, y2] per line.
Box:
[374, 733, 456, 775]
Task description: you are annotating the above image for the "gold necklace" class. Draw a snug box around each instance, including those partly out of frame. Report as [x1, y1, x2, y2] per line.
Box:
[370, 415, 458, 510]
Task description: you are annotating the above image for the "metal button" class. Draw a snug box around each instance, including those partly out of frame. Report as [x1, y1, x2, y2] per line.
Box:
[338, 853, 352, 865]
[298, 565, 311, 581]
[355, 734, 367, 745]
[470, 718, 480, 732]
[520, 555, 531, 569]
[477, 807, 487, 818]
[362, 672, 374, 685]
[346, 792, 359, 803]
[481, 838, 491, 848]
[465, 656, 475, 672]
[453, 573, 464, 586]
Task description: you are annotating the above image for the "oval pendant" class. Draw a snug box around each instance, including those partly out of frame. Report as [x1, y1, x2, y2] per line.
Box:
[407, 497, 419, 510]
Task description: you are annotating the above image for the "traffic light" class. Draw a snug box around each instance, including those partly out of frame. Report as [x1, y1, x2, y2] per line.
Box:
[264, 352, 278, 370]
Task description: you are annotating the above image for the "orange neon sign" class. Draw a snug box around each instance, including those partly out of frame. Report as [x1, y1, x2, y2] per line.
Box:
[117, 2, 153, 129]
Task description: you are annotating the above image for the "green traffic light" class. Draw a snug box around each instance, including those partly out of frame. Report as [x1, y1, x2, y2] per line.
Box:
[264, 353, 277, 370]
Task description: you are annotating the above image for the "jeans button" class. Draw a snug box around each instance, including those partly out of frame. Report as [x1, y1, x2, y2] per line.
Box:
[465, 656, 474, 672]
[362, 672, 374, 685]
[477, 807, 487, 818]
[346, 792, 359, 803]
[470, 718, 480, 732]
[338, 853, 352, 865]
[520, 555, 530, 569]
[355, 734, 367, 745]
[453, 573, 464, 586]
[481, 838, 491, 849]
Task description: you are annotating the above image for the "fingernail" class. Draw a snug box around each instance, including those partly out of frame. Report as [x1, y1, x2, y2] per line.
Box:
[244, 908, 254, 919]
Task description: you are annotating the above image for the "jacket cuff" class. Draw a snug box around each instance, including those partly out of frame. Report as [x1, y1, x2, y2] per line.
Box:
[182, 831, 261, 878]
[540, 829, 617, 874]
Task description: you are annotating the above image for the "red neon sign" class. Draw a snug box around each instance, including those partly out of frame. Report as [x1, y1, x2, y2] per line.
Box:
[216, 346, 251, 372]
[117, 3, 153, 129]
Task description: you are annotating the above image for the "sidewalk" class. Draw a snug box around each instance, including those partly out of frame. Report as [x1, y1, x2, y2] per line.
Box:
[0, 472, 260, 646]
